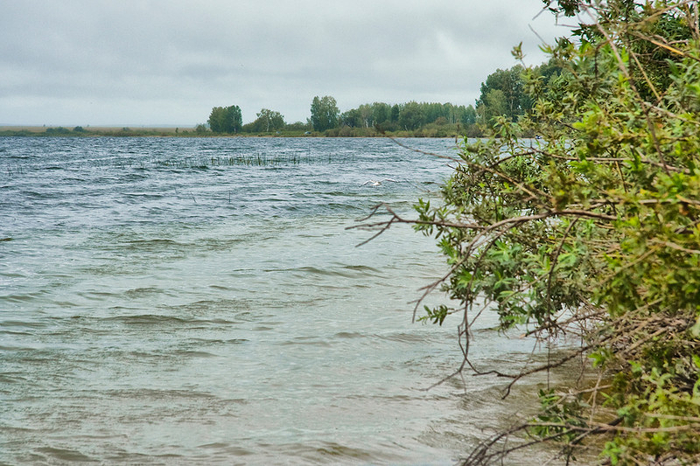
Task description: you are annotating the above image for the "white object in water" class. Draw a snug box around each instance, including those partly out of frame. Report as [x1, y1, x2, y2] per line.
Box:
[362, 178, 398, 186]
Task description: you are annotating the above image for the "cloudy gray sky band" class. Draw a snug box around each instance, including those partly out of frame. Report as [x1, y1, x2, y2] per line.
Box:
[0, 0, 569, 126]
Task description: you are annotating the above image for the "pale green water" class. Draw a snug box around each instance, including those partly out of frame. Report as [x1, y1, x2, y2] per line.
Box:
[0, 137, 547, 465]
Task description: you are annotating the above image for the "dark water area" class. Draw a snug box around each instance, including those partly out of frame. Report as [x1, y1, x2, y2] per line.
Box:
[0, 137, 548, 465]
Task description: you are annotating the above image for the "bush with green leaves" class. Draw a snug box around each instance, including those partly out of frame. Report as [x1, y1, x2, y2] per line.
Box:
[363, 1, 700, 464]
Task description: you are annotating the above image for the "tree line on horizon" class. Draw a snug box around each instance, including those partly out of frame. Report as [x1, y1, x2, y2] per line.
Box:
[201, 98, 480, 137]
[202, 60, 563, 138]
[3, 57, 561, 138]
[1, 62, 562, 138]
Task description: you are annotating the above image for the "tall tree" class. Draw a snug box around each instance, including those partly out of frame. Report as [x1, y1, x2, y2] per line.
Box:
[340, 108, 362, 128]
[477, 88, 508, 124]
[371, 102, 391, 126]
[208, 105, 242, 133]
[460, 104, 477, 125]
[358, 104, 373, 128]
[309, 96, 340, 132]
[398, 101, 426, 130]
[251, 108, 285, 132]
[476, 66, 527, 123]
[390, 104, 400, 123]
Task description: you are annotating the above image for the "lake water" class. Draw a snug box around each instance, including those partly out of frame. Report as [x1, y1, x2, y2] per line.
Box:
[0, 137, 546, 465]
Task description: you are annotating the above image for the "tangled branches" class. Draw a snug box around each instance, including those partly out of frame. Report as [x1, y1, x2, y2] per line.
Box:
[356, 1, 700, 464]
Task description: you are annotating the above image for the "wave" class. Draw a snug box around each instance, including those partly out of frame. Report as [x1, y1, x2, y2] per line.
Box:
[264, 264, 383, 279]
[122, 192, 166, 198]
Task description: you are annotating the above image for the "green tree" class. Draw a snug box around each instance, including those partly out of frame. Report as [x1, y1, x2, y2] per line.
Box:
[390, 104, 400, 123]
[398, 101, 426, 130]
[460, 105, 477, 125]
[340, 108, 362, 128]
[361, 1, 700, 463]
[476, 66, 528, 124]
[479, 88, 508, 123]
[310, 96, 340, 132]
[249, 108, 285, 132]
[208, 105, 242, 133]
[284, 121, 312, 132]
[371, 102, 391, 127]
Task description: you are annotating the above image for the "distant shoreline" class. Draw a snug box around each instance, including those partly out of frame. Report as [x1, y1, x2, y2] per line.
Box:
[0, 125, 478, 139]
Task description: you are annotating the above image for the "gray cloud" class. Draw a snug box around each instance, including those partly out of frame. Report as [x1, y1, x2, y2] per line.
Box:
[0, 0, 569, 126]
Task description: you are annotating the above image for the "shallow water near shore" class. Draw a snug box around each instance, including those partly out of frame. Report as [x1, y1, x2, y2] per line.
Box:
[1, 137, 549, 465]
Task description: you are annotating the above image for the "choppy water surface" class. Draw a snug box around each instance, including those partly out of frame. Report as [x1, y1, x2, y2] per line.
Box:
[1, 137, 546, 465]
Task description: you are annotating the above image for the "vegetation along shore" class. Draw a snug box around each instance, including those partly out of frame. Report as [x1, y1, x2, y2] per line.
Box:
[360, 1, 700, 464]
[5, 0, 700, 464]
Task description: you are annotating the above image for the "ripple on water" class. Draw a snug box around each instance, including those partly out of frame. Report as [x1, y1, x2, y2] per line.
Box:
[37, 447, 97, 463]
[0, 137, 562, 465]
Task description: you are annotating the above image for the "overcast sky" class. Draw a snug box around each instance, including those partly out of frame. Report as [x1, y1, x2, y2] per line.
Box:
[0, 1, 571, 127]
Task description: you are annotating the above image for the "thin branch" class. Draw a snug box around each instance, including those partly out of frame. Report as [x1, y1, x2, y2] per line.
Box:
[649, 239, 700, 255]
[629, 30, 700, 63]
[347, 203, 483, 234]
[500, 341, 605, 399]
[389, 135, 553, 203]
[529, 146, 685, 173]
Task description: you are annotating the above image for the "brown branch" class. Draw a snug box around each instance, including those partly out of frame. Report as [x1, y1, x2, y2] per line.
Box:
[649, 239, 700, 255]
[629, 30, 700, 63]
[499, 340, 605, 399]
[629, 46, 662, 103]
[546, 218, 580, 317]
[644, 112, 672, 177]
[530, 141, 685, 173]
[388, 135, 553, 203]
[460, 415, 625, 466]
[524, 308, 607, 338]
[385, 134, 464, 163]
